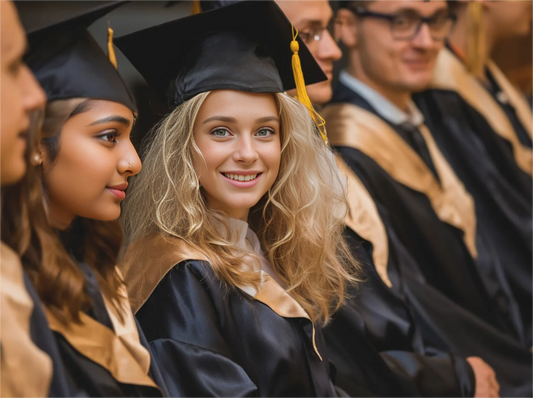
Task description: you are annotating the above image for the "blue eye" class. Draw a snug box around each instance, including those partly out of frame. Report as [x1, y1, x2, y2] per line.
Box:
[212, 128, 231, 137]
[256, 129, 274, 137]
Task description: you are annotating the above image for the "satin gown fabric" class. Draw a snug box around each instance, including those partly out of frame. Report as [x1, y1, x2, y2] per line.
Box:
[136, 259, 336, 397]
[325, 83, 533, 397]
[47, 251, 166, 397]
[414, 48, 532, 347]
[329, 84, 510, 334]
[324, 227, 475, 398]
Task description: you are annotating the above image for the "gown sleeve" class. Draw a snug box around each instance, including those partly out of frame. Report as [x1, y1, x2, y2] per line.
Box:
[135, 260, 257, 397]
[336, 228, 476, 397]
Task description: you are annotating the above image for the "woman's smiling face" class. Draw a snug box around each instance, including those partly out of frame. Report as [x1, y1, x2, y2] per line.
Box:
[192, 90, 281, 221]
[42, 99, 142, 229]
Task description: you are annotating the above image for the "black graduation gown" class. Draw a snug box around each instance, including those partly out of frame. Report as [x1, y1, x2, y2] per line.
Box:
[323, 85, 533, 397]
[413, 47, 532, 346]
[23, 273, 80, 397]
[120, 230, 432, 397]
[44, 258, 166, 397]
[325, 229, 475, 397]
[325, 83, 512, 335]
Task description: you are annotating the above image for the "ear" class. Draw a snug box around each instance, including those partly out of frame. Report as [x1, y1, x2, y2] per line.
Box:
[335, 8, 359, 48]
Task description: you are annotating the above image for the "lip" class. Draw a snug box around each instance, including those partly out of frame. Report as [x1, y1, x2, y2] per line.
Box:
[220, 172, 263, 188]
[107, 183, 128, 190]
[106, 182, 128, 201]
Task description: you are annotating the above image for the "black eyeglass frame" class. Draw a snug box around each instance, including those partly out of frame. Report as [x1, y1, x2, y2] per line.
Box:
[346, 6, 457, 41]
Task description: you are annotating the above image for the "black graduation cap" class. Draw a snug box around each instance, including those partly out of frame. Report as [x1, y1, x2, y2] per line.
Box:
[17, 1, 136, 111]
[114, 0, 327, 109]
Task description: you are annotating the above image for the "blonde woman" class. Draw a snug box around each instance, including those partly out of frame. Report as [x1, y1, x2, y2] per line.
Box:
[115, 2, 379, 396]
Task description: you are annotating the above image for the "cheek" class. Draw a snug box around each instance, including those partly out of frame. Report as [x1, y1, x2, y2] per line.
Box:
[45, 139, 115, 205]
[0, 77, 22, 135]
[263, 142, 281, 179]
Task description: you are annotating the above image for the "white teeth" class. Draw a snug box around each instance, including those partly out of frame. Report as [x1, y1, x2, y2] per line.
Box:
[223, 173, 258, 181]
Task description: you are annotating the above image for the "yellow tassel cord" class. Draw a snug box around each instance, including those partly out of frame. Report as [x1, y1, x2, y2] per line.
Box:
[290, 25, 329, 145]
[191, 0, 201, 15]
[108, 26, 118, 69]
[466, 2, 485, 79]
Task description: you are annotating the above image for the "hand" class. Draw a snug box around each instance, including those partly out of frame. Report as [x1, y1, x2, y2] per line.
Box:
[467, 356, 500, 397]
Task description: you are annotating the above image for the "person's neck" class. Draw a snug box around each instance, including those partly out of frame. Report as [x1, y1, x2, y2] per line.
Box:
[346, 63, 412, 113]
[448, 11, 495, 83]
[47, 204, 74, 230]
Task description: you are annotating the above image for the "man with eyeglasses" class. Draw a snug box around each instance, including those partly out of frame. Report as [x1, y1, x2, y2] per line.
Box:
[324, 1, 532, 396]
[414, 1, 533, 353]
[276, 1, 342, 106]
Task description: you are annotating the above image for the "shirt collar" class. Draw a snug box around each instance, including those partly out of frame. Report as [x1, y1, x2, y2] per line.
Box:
[339, 70, 424, 128]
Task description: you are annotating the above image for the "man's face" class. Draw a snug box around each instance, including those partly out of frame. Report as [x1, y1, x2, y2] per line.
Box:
[0, 1, 45, 186]
[338, 1, 448, 93]
[277, 0, 342, 105]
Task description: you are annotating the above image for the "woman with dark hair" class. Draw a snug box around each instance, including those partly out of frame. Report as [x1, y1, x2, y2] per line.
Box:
[0, 1, 62, 396]
[13, 2, 167, 396]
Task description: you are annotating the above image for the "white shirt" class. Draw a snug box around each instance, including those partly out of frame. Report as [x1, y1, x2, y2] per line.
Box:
[339, 69, 424, 128]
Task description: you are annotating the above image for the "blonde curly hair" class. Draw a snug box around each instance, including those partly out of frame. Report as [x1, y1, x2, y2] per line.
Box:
[121, 91, 360, 324]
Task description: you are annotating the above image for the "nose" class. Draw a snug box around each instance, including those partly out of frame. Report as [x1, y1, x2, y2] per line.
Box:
[21, 65, 46, 113]
[232, 134, 259, 164]
[317, 30, 342, 63]
[411, 23, 434, 49]
[118, 141, 142, 176]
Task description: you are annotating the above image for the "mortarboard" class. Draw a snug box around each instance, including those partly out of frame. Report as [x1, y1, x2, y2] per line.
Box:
[17, 1, 136, 111]
[114, 0, 327, 110]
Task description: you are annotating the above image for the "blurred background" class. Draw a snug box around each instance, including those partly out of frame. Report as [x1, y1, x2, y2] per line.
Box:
[16, 0, 533, 151]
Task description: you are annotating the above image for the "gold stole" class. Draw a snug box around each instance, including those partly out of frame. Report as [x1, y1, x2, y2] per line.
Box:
[1, 242, 52, 397]
[431, 48, 532, 176]
[44, 267, 159, 391]
[119, 232, 323, 360]
[334, 156, 391, 287]
[323, 103, 478, 259]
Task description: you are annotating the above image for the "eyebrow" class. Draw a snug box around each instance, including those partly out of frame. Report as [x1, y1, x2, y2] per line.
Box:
[87, 115, 131, 127]
[298, 19, 329, 29]
[256, 116, 280, 124]
[202, 115, 280, 124]
[202, 116, 237, 124]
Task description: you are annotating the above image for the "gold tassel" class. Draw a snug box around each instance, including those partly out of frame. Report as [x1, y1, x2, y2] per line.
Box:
[108, 25, 118, 69]
[290, 25, 328, 145]
[466, 2, 485, 79]
[191, 0, 201, 15]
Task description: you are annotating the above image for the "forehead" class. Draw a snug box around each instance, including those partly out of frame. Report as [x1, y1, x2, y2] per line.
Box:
[367, 1, 448, 14]
[276, 0, 333, 27]
[1, 1, 26, 59]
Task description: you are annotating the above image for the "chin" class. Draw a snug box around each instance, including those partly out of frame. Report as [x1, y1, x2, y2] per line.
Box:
[306, 83, 333, 106]
[403, 74, 433, 93]
[1, 164, 26, 186]
[87, 206, 121, 222]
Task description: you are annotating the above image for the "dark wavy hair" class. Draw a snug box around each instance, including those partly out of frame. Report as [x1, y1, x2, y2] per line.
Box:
[2, 100, 126, 325]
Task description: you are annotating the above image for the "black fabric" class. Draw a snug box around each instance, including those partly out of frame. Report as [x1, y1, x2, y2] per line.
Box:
[327, 81, 532, 396]
[23, 272, 80, 397]
[413, 53, 532, 347]
[485, 68, 532, 148]
[324, 227, 475, 398]
[115, 0, 326, 108]
[332, 85, 441, 183]
[18, 1, 136, 111]
[331, 82, 511, 335]
[50, 260, 164, 397]
[136, 260, 341, 397]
